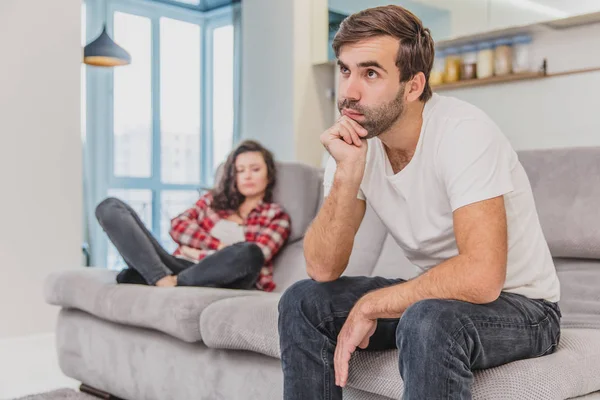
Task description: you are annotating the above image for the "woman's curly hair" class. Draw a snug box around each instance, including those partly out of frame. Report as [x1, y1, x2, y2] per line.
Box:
[210, 140, 277, 212]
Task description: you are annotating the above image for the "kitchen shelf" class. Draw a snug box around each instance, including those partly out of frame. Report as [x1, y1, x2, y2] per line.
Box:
[432, 71, 546, 91]
[432, 65, 600, 92]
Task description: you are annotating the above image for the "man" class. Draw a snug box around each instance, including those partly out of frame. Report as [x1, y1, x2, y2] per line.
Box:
[278, 5, 561, 400]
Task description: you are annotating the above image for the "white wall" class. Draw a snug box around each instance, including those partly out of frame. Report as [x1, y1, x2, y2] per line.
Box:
[0, 0, 82, 338]
[293, 0, 335, 167]
[443, 22, 600, 150]
[242, 0, 335, 166]
[241, 0, 296, 161]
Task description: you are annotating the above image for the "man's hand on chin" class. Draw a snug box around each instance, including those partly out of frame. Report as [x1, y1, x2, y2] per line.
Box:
[334, 298, 377, 388]
[321, 115, 369, 168]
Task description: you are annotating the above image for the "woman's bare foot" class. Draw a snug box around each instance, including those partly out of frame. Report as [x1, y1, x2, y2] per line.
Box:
[155, 275, 177, 287]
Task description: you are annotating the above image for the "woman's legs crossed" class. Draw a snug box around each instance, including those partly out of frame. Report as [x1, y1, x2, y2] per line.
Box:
[96, 197, 189, 285]
[176, 242, 264, 289]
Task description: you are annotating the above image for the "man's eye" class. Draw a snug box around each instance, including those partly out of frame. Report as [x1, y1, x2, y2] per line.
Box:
[367, 70, 378, 78]
[340, 66, 350, 74]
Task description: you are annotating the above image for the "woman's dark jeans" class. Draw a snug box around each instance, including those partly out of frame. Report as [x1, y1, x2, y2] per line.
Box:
[95, 197, 264, 289]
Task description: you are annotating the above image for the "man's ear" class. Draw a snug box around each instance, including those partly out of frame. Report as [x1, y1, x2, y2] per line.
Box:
[406, 72, 426, 102]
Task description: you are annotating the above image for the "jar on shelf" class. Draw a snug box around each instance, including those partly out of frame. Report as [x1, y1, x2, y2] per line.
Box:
[476, 41, 494, 79]
[430, 48, 446, 86]
[460, 44, 478, 80]
[444, 47, 461, 83]
[512, 35, 533, 73]
[494, 37, 513, 76]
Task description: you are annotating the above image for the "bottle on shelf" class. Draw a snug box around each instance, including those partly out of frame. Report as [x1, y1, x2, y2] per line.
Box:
[476, 41, 495, 79]
[460, 44, 478, 80]
[512, 35, 533, 73]
[431, 48, 446, 86]
[494, 37, 513, 76]
[444, 47, 461, 83]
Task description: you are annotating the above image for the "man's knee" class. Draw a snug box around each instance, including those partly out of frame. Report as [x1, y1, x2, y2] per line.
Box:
[95, 197, 126, 223]
[278, 279, 339, 325]
[279, 279, 318, 317]
[396, 299, 464, 349]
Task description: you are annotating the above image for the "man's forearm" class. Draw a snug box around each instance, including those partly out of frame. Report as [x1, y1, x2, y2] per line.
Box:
[358, 254, 506, 319]
[305, 166, 365, 281]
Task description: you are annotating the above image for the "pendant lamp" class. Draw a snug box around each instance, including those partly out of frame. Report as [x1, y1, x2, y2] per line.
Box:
[83, 25, 131, 67]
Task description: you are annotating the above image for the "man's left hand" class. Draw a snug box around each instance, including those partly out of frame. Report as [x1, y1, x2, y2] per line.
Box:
[334, 301, 377, 388]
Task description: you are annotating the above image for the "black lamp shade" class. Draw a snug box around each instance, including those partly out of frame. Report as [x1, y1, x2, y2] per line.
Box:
[84, 26, 131, 67]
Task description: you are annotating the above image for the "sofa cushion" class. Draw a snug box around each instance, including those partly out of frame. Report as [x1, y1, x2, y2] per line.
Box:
[555, 258, 600, 329]
[519, 147, 600, 259]
[216, 161, 322, 243]
[44, 268, 261, 343]
[347, 328, 600, 399]
[200, 293, 281, 358]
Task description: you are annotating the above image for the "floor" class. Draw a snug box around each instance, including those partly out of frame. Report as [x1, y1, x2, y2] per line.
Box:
[0, 333, 79, 400]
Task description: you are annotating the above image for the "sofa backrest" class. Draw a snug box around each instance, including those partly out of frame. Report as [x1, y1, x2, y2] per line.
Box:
[518, 147, 600, 328]
[518, 147, 600, 259]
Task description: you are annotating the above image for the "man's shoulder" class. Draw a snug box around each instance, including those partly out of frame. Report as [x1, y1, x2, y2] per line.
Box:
[426, 94, 490, 127]
[425, 95, 503, 152]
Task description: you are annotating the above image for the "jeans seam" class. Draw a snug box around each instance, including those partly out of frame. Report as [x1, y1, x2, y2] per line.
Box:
[467, 313, 550, 329]
[322, 337, 331, 400]
[444, 322, 473, 400]
[315, 311, 349, 398]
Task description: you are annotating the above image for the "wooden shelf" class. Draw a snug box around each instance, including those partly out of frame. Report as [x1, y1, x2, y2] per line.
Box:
[432, 65, 600, 91]
[432, 71, 546, 91]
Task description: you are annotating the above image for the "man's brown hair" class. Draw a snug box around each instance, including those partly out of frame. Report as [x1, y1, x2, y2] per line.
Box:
[332, 5, 435, 102]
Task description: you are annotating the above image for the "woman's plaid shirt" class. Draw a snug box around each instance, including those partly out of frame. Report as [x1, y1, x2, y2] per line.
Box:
[169, 192, 291, 292]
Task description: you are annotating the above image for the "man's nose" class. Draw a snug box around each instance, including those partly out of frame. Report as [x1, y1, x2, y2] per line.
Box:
[341, 76, 361, 103]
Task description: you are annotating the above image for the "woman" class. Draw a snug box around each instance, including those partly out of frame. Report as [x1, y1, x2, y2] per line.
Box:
[95, 140, 291, 292]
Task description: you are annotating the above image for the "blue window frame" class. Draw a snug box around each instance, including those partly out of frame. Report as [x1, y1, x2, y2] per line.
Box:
[84, 0, 240, 268]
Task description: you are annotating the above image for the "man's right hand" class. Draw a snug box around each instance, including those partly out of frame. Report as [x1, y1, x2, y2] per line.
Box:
[321, 116, 369, 169]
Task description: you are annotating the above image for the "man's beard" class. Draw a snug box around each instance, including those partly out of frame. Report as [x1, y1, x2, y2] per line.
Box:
[338, 85, 405, 139]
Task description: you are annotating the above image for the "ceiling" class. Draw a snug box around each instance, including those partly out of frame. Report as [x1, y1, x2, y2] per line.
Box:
[151, 0, 240, 12]
[408, 0, 600, 18]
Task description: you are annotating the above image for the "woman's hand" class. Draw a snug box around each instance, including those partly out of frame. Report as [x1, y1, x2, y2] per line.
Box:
[180, 245, 202, 260]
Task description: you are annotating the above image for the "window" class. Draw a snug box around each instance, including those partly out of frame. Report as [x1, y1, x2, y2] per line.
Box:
[86, 0, 239, 269]
[212, 24, 234, 169]
[113, 12, 152, 178]
[160, 17, 202, 184]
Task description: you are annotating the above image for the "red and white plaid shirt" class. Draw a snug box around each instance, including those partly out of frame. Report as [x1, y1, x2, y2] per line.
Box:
[169, 192, 291, 292]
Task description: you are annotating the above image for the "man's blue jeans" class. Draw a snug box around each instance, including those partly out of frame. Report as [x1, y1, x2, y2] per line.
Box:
[278, 276, 561, 399]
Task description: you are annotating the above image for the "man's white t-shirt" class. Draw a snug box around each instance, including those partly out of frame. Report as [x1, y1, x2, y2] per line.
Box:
[324, 93, 560, 302]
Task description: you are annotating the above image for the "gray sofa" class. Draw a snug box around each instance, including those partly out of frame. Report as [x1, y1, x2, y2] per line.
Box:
[45, 147, 600, 399]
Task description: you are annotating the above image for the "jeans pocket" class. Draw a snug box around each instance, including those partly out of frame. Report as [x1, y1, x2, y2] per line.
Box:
[542, 300, 562, 318]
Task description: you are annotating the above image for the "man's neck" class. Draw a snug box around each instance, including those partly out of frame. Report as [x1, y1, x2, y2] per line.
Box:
[378, 101, 425, 153]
